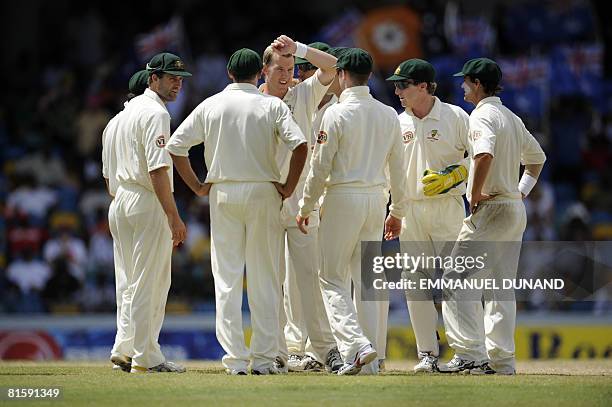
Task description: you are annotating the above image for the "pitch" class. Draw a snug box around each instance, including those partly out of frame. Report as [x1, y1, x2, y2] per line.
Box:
[0, 360, 610, 406]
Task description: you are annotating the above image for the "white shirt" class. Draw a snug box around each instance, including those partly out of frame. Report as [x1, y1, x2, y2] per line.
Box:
[166, 83, 305, 183]
[109, 88, 174, 192]
[274, 75, 331, 224]
[467, 96, 546, 200]
[101, 103, 126, 196]
[300, 86, 408, 218]
[398, 97, 470, 200]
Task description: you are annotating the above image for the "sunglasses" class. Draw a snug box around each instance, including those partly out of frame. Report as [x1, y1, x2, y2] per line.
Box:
[393, 80, 415, 90]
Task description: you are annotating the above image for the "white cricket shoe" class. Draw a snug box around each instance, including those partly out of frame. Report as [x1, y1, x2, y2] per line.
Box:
[274, 356, 289, 374]
[325, 347, 343, 373]
[469, 362, 496, 375]
[110, 354, 132, 372]
[337, 344, 378, 376]
[130, 361, 186, 373]
[225, 368, 247, 375]
[413, 352, 438, 373]
[287, 354, 305, 372]
[302, 355, 324, 372]
[251, 364, 284, 375]
[438, 355, 477, 373]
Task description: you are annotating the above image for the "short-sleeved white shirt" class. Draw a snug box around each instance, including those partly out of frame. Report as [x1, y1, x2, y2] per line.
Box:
[101, 104, 126, 196]
[300, 86, 408, 219]
[467, 96, 546, 200]
[166, 83, 305, 183]
[109, 88, 174, 192]
[398, 97, 470, 200]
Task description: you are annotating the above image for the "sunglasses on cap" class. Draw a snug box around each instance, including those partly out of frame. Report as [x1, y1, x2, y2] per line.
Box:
[393, 80, 415, 90]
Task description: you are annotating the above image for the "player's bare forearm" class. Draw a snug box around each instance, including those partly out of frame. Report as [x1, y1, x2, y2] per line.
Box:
[470, 153, 493, 197]
[271, 35, 337, 85]
[282, 142, 308, 198]
[150, 166, 186, 245]
[170, 154, 209, 196]
[469, 153, 493, 212]
[524, 163, 544, 179]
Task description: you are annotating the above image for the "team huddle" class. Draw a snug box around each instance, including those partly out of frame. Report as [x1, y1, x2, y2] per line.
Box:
[101, 34, 546, 375]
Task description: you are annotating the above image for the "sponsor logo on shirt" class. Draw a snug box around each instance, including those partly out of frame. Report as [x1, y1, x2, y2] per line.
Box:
[472, 130, 482, 141]
[155, 135, 166, 148]
[427, 129, 440, 141]
[402, 131, 414, 144]
[317, 130, 328, 144]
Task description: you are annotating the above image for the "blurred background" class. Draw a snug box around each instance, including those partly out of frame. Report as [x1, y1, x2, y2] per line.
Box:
[0, 0, 610, 361]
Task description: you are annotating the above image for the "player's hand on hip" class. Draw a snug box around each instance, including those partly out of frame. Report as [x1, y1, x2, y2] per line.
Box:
[168, 214, 187, 247]
[273, 182, 291, 200]
[296, 215, 309, 234]
[469, 192, 494, 214]
[271, 35, 296, 55]
[384, 214, 402, 240]
[196, 182, 212, 197]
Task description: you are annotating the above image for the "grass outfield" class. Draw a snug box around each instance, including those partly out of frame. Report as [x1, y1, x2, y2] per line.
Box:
[0, 360, 610, 406]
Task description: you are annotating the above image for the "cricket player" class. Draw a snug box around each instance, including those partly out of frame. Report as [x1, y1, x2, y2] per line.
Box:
[297, 48, 408, 375]
[385, 59, 470, 373]
[106, 52, 190, 373]
[261, 36, 343, 373]
[166, 48, 308, 375]
[102, 69, 149, 372]
[440, 58, 546, 375]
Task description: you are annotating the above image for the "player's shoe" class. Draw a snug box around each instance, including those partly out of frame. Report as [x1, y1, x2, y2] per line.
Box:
[273, 356, 289, 374]
[251, 365, 283, 375]
[337, 344, 378, 376]
[438, 355, 477, 373]
[287, 354, 305, 372]
[302, 355, 324, 372]
[110, 354, 132, 372]
[469, 362, 496, 375]
[413, 352, 438, 373]
[378, 359, 386, 373]
[225, 368, 247, 375]
[325, 347, 343, 373]
[130, 361, 186, 373]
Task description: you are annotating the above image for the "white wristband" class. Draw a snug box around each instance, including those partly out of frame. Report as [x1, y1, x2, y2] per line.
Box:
[294, 41, 308, 58]
[518, 173, 537, 196]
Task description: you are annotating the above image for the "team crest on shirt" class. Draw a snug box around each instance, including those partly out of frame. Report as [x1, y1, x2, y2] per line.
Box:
[427, 129, 440, 141]
[155, 135, 166, 148]
[472, 130, 482, 141]
[402, 131, 414, 144]
[317, 130, 328, 144]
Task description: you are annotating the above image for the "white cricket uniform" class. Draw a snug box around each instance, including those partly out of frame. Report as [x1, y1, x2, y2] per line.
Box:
[299, 86, 408, 374]
[105, 88, 175, 369]
[166, 83, 306, 372]
[442, 96, 546, 373]
[101, 105, 130, 359]
[274, 75, 338, 365]
[398, 97, 470, 358]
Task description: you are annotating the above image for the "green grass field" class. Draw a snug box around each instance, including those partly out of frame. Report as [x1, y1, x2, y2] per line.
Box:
[0, 360, 610, 406]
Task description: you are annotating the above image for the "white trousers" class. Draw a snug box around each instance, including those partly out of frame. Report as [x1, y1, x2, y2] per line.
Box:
[209, 182, 283, 372]
[111, 183, 172, 369]
[279, 210, 338, 363]
[318, 190, 388, 373]
[400, 196, 465, 357]
[442, 200, 526, 372]
[109, 199, 130, 358]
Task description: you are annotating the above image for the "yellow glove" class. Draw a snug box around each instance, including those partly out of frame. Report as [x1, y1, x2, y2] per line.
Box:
[421, 165, 468, 196]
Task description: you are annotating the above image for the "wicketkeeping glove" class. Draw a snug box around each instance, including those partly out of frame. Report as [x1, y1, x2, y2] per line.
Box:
[421, 165, 468, 196]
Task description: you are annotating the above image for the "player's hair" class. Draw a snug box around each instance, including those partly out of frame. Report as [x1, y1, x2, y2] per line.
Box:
[466, 75, 503, 96]
[230, 72, 260, 83]
[341, 69, 370, 86]
[426, 82, 437, 95]
[263, 45, 293, 66]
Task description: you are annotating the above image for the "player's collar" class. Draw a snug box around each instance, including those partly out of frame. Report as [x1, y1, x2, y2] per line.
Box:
[226, 83, 259, 92]
[406, 96, 440, 121]
[339, 86, 371, 102]
[475, 96, 502, 110]
[143, 88, 169, 112]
